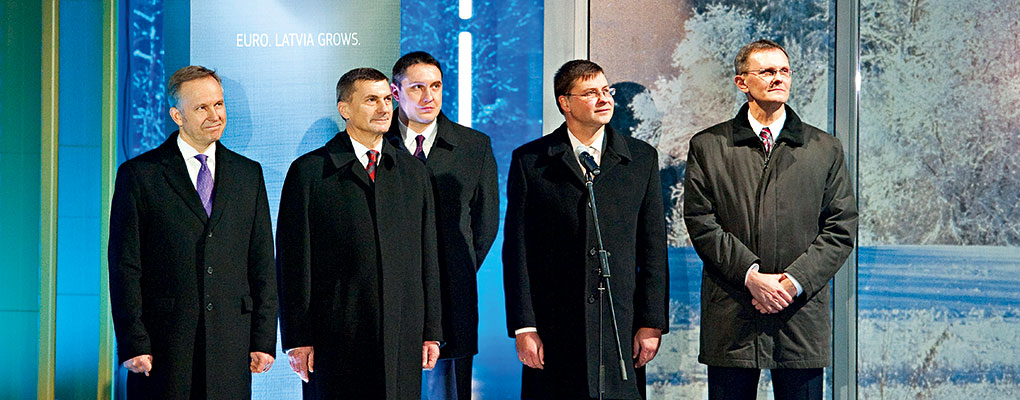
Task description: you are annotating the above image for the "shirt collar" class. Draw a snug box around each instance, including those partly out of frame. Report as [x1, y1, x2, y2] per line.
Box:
[566, 127, 606, 156]
[747, 107, 787, 141]
[349, 134, 384, 157]
[397, 117, 438, 142]
[176, 133, 216, 161]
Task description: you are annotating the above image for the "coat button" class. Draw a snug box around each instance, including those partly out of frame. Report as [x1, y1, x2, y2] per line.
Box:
[206, 267, 213, 275]
[207, 231, 213, 238]
[206, 303, 214, 311]
[587, 295, 596, 304]
[589, 247, 597, 256]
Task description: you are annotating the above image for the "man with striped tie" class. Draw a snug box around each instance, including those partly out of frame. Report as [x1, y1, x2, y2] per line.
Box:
[276, 67, 443, 399]
[684, 39, 858, 400]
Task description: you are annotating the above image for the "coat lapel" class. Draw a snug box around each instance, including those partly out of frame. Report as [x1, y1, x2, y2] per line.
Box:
[423, 113, 459, 173]
[547, 125, 587, 184]
[206, 143, 235, 232]
[596, 125, 631, 178]
[159, 132, 209, 222]
[328, 131, 372, 187]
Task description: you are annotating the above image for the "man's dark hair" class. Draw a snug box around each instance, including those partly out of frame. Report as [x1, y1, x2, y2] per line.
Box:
[391, 51, 443, 86]
[734, 39, 789, 75]
[553, 60, 605, 114]
[336, 67, 389, 103]
[167, 65, 221, 107]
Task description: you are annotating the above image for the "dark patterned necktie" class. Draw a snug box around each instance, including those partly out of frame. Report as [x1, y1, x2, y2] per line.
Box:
[366, 150, 379, 181]
[413, 134, 426, 163]
[195, 154, 213, 216]
[759, 127, 774, 156]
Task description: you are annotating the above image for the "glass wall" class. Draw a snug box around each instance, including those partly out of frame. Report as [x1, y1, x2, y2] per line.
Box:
[857, 1, 1020, 398]
[592, 0, 837, 397]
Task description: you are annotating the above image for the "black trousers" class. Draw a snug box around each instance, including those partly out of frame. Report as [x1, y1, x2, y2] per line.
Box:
[707, 366, 823, 400]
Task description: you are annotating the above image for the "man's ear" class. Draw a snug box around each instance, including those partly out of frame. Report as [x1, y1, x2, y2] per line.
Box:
[734, 75, 749, 94]
[390, 83, 401, 102]
[557, 95, 570, 114]
[337, 101, 349, 120]
[169, 106, 184, 126]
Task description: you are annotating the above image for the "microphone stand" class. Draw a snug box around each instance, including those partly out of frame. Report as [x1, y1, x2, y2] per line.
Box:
[585, 170, 628, 400]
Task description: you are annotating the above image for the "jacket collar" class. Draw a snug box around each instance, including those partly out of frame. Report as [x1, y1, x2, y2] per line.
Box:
[384, 112, 460, 152]
[157, 131, 233, 226]
[546, 123, 632, 183]
[731, 103, 806, 147]
[327, 130, 396, 185]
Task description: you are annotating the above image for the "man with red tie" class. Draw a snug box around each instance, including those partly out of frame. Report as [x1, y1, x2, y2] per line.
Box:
[684, 39, 858, 400]
[276, 67, 443, 399]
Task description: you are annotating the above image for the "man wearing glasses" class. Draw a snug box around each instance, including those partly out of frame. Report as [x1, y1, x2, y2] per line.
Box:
[684, 39, 857, 400]
[503, 59, 669, 399]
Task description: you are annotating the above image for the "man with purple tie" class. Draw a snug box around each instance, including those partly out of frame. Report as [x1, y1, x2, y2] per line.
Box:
[108, 65, 278, 399]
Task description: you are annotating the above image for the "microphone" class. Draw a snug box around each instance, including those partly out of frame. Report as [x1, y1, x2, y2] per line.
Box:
[574, 146, 600, 176]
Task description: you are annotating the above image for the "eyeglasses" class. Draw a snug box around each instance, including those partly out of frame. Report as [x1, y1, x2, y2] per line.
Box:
[564, 87, 616, 102]
[742, 67, 792, 81]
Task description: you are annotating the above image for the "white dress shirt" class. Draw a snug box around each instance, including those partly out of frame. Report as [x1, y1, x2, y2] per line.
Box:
[349, 135, 384, 169]
[397, 118, 439, 158]
[176, 135, 217, 189]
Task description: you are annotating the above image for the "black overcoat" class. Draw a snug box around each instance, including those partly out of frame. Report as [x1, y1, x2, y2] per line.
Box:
[385, 112, 500, 359]
[276, 132, 443, 399]
[684, 104, 857, 369]
[503, 124, 669, 399]
[108, 132, 278, 399]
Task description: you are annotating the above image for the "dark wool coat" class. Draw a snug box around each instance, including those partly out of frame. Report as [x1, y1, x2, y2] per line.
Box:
[276, 132, 442, 399]
[108, 132, 278, 399]
[385, 112, 500, 359]
[503, 124, 669, 399]
[684, 104, 858, 369]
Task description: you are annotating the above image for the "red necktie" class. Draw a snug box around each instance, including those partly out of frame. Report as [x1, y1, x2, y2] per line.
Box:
[366, 150, 379, 181]
[759, 127, 774, 155]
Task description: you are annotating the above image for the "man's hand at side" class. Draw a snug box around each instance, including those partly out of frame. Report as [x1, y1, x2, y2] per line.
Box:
[632, 327, 662, 368]
[287, 346, 314, 382]
[122, 354, 153, 376]
[250, 351, 274, 373]
[422, 341, 440, 370]
[515, 331, 545, 370]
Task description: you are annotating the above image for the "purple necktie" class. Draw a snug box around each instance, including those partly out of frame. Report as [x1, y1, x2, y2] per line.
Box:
[413, 134, 426, 163]
[195, 154, 213, 216]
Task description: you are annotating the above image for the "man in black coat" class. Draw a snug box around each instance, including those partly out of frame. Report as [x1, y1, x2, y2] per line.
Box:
[384, 51, 500, 400]
[277, 67, 443, 399]
[503, 60, 670, 399]
[684, 39, 857, 400]
[108, 65, 278, 399]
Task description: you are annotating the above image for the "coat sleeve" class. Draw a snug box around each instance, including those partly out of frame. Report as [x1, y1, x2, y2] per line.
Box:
[247, 165, 278, 354]
[633, 150, 670, 333]
[469, 136, 500, 270]
[683, 137, 760, 287]
[780, 144, 858, 298]
[502, 151, 535, 337]
[422, 175, 444, 341]
[108, 163, 150, 363]
[275, 161, 314, 350]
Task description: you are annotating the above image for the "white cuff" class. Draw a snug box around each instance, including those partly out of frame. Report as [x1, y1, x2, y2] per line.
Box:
[514, 327, 538, 336]
[744, 263, 760, 285]
[783, 273, 804, 296]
